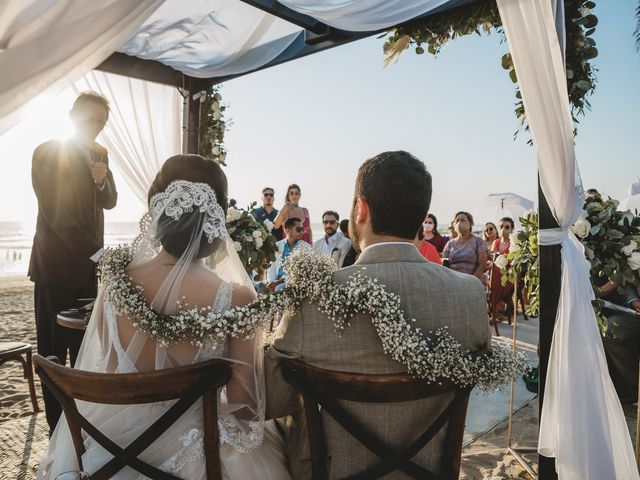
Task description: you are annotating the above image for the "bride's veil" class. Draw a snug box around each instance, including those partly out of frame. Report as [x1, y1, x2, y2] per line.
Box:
[39, 157, 265, 479]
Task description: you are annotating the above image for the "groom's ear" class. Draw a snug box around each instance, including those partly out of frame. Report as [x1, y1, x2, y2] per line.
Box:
[355, 197, 369, 225]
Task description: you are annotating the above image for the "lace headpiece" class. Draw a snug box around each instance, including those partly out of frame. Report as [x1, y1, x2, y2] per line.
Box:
[149, 180, 228, 242]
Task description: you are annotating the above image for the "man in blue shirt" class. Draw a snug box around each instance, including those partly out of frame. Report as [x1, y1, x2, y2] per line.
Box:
[251, 186, 283, 240]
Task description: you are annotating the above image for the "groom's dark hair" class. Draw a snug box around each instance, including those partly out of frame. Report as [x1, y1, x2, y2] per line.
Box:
[149, 154, 229, 259]
[354, 151, 431, 240]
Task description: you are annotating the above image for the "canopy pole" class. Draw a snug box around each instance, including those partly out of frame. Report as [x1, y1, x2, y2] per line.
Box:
[538, 177, 560, 480]
[182, 83, 201, 154]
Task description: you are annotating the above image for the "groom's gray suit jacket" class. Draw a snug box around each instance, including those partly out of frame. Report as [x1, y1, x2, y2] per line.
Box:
[265, 242, 491, 479]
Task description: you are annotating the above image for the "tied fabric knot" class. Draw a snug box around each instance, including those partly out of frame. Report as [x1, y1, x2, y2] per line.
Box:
[538, 227, 570, 246]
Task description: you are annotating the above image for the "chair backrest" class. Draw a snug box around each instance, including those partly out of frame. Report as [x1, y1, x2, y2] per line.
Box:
[281, 358, 473, 480]
[34, 354, 232, 480]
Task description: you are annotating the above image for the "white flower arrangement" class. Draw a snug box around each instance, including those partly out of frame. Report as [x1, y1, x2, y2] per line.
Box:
[99, 247, 529, 391]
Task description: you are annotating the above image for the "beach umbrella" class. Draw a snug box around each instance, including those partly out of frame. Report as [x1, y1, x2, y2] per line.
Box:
[618, 180, 640, 214]
[471, 192, 534, 231]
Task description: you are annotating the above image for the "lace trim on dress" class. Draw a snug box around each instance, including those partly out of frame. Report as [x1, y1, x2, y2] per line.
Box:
[218, 415, 264, 453]
[151, 428, 204, 477]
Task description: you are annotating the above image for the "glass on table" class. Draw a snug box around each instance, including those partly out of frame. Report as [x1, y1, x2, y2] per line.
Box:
[55, 471, 89, 480]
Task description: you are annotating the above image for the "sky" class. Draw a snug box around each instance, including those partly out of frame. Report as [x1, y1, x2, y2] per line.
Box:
[0, 1, 638, 230]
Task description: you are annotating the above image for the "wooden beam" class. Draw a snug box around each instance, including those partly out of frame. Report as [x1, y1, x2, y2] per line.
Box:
[96, 52, 188, 88]
[237, 0, 330, 35]
[537, 179, 560, 480]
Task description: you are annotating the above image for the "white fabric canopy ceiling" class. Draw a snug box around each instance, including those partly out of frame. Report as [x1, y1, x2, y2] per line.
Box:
[0, 0, 457, 133]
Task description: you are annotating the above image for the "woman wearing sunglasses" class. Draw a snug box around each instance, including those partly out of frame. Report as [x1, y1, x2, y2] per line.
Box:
[273, 183, 312, 244]
[482, 222, 498, 252]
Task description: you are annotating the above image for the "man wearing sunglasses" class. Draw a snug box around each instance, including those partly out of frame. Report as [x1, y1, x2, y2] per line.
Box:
[251, 187, 283, 240]
[266, 217, 310, 291]
[312, 210, 352, 267]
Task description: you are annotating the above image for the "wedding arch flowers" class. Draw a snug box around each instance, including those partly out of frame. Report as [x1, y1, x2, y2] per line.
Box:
[99, 246, 530, 392]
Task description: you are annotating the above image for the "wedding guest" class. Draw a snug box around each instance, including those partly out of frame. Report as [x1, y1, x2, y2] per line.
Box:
[339, 219, 359, 268]
[265, 150, 490, 478]
[600, 280, 640, 403]
[491, 217, 514, 254]
[29, 91, 117, 434]
[273, 183, 312, 244]
[251, 186, 283, 240]
[423, 213, 448, 253]
[482, 222, 498, 251]
[312, 210, 352, 267]
[489, 217, 515, 317]
[442, 211, 487, 284]
[416, 228, 442, 264]
[267, 217, 310, 290]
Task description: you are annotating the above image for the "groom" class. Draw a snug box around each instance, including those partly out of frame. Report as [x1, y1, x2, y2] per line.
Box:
[265, 151, 491, 478]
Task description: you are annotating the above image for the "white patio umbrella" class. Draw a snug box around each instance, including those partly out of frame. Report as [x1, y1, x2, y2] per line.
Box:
[470, 192, 534, 232]
[618, 180, 640, 213]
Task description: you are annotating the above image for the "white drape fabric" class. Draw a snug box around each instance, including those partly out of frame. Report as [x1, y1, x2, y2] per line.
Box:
[73, 72, 182, 203]
[0, 0, 163, 135]
[497, 0, 639, 479]
[1, 0, 462, 127]
[279, 0, 449, 31]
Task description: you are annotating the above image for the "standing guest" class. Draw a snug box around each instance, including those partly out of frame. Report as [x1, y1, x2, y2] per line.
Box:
[416, 228, 442, 265]
[312, 210, 352, 267]
[339, 219, 358, 268]
[273, 183, 312, 244]
[267, 217, 310, 290]
[489, 217, 515, 317]
[29, 91, 117, 433]
[423, 213, 448, 253]
[442, 211, 487, 284]
[491, 217, 513, 254]
[482, 222, 498, 252]
[251, 187, 283, 240]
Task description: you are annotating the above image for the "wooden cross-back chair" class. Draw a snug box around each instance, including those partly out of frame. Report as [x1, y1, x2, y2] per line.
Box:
[281, 358, 473, 480]
[33, 354, 232, 480]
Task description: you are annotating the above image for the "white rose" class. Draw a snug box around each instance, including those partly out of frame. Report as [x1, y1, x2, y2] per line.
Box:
[621, 240, 637, 256]
[210, 101, 220, 113]
[211, 145, 221, 156]
[212, 110, 222, 121]
[252, 230, 262, 239]
[509, 234, 520, 252]
[628, 252, 640, 271]
[255, 238, 263, 249]
[226, 207, 242, 223]
[263, 219, 274, 232]
[233, 241, 242, 252]
[571, 218, 591, 238]
[494, 254, 508, 270]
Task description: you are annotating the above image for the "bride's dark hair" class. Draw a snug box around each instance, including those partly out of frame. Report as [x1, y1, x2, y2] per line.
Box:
[148, 155, 229, 259]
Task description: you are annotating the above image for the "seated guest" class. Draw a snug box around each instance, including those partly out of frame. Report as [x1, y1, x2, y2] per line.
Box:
[423, 213, 448, 253]
[251, 186, 283, 240]
[442, 211, 487, 284]
[267, 217, 310, 290]
[339, 219, 358, 268]
[482, 222, 498, 252]
[600, 279, 640, 403]
[265, 151, 490, 479]
[273, 184, 312, 244]
[415, 228, 442, 265]
[312, 210, 352, 267]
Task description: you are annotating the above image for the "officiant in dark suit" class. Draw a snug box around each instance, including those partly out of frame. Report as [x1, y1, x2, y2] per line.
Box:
[29, 91, 117, 433]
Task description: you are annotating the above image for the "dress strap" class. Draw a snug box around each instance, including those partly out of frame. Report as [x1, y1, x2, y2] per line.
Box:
[212, 281, 233, 313]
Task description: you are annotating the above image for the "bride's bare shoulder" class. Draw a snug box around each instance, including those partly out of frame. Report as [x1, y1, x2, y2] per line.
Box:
[230, 283, 257, 308]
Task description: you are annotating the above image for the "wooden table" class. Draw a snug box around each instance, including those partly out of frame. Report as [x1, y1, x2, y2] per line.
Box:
[56, 310, 89, 331]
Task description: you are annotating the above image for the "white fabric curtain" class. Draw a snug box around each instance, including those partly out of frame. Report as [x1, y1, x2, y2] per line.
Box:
[0, 0, 163, 135]
[279, 0, 449, 31]
[496, 0, 639, 479]
[73, 71, 182, 204]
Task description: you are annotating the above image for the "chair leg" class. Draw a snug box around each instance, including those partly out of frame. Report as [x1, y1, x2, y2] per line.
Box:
[24, 350, 40, 413]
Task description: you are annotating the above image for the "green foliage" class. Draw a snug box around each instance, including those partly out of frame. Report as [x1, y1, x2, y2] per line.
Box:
[383, 0, 598, 140]
[198, 86, 228, 165]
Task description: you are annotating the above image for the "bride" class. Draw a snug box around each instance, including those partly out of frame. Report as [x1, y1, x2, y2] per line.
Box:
[38, 154, 291, 479]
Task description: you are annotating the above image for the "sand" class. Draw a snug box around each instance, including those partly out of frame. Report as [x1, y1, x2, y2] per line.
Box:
[0, 276, 637, 479]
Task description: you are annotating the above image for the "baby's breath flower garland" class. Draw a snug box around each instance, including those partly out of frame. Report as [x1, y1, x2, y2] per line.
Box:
[99, 246, 530, 391]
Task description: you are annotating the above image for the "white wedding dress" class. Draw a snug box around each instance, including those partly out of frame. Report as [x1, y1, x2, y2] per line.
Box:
[38, 280, 291, 479]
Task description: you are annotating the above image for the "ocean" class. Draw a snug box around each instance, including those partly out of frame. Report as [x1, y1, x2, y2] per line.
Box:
[0, 221, 326, 277]
[0, 221, 140, 278]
